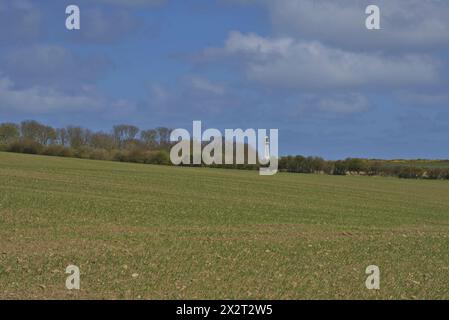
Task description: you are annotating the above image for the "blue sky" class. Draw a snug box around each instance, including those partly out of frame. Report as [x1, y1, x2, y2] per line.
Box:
[0, 0, 448, 159]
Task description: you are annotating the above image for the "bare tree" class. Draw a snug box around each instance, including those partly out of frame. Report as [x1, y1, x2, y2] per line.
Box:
[56, 128, 68, 146]
[67, 126, 91, 148]
[90, 132, 116, 150]
[140, 129, 159, 148]
[0, 123, 20, 144]
[20, 120, 56, 145]
[156, 127, 171, 147]
[113, 125, 139, 147]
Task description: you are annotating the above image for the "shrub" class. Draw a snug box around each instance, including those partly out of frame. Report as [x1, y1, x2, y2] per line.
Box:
[125, 148, 146, 163]
[112, 150, 127, 162]
[345, 158, 366, 174]
[397, 167, 425, 179]
[427, 168, 443, 180]
[443, 169, 449, 180]
[333, 160, 347, 175]
[321, 162, 334, 175]
[145, 150, 170, 165]
[41, 145, 74, 157]
[73, 146, 95, 159]
[7, 139, 42, 154]
[380, 165, 398, 177]
[88, 148, 111, 161]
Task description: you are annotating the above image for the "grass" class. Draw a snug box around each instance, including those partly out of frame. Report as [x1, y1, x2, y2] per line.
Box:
[1, 151, 449, 299]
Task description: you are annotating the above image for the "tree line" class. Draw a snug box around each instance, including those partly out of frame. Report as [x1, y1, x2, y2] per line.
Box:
[0, 120, 173, 164]
[1, 120, 448, 180]
[279, 156, 449, 180]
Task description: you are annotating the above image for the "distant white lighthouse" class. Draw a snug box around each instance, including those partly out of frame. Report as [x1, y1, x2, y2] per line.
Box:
[264, 136, 270, 161]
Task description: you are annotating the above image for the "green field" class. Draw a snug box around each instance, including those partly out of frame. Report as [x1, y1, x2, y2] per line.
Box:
[1, 152, 449, 299]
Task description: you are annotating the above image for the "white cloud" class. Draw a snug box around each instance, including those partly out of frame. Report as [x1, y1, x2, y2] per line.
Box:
[224, 31, 293, 56]
[72, 9, 143, 44]
[2, 45, 111, 88]
[0, 77, 102, 113]
[256, 0, 449, 50]
[396, 92, 449, 107]
[94, 0, 166, 7]
[0, 76, 135, 115]
[148, 84, 170, 104]
[317, 93, 370, 113]
[188, 76, 226, 95]
[0, 0, 42, 43]
[206, 31, 440, 90]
